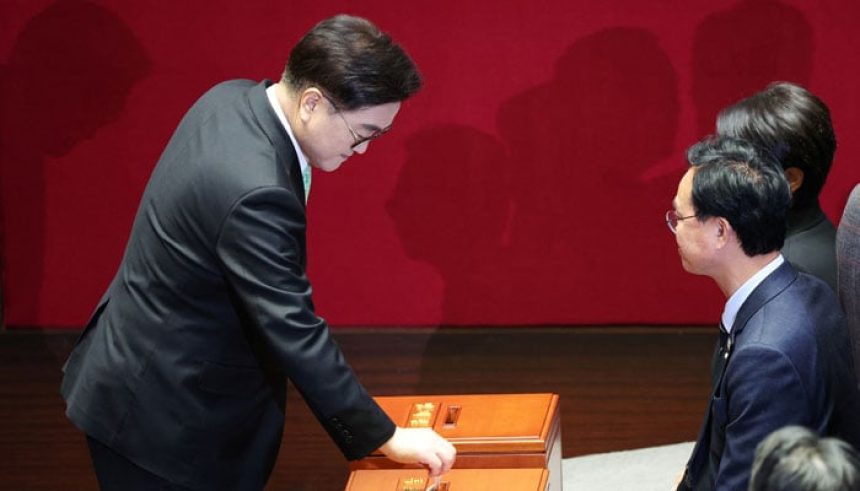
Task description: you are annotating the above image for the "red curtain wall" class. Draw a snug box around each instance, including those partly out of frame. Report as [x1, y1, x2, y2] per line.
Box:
[1, 0, 858, 329]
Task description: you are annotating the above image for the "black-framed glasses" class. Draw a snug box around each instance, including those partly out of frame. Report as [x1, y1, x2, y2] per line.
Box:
[665, 210, 697, 234]
[323, 95, 392, 150]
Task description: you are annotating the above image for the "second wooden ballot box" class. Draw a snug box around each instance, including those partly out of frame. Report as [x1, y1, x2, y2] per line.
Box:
[345, 468, 550, 491]
[352, 393, 562, 490]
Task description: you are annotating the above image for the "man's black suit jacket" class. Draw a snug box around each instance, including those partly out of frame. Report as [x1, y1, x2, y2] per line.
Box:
[61, 80, 395, 490]
[783, 204, 837, 291]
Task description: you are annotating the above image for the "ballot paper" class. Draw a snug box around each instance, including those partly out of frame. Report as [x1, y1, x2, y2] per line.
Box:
[425, 476, 440, 491]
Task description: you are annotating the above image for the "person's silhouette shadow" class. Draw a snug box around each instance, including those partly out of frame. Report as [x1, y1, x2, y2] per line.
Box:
[0, 0, 150, 326]
[495, 26, 681, 323]
[386, 124, 514, 326]
[691, 0, 814, 136]
[387, 27, 682, 394]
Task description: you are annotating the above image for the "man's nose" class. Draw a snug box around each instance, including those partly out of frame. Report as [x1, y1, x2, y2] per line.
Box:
[353, 140, 370, 154]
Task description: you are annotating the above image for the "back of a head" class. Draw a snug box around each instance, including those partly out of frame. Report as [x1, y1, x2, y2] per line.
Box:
[283, 14, 422, 110]
[686, 135, 792, 257]
[749, 426, 860, 491]
[716, 82, 835, 209]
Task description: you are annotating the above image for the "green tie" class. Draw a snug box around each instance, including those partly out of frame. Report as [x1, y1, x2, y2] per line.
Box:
[302, 165, 311, 203]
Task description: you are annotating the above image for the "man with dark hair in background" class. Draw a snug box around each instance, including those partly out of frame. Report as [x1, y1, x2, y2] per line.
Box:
[749, 425, 860, 491]
[716, 82, 838, 290]
[668, 136, 860, 491]
[60, 15, 455, 491]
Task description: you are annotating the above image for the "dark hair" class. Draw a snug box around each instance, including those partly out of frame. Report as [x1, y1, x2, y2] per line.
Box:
[687, 136, 791, 256]
[716, 82, 835, 209]
[283, 14, 421, 110]
[749, 426, 860, 491]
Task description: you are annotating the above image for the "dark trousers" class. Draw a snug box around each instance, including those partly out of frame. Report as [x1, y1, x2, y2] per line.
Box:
[86, 435, 192, 491]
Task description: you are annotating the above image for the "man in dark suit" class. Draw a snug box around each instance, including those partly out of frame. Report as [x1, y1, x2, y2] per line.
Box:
[716, 82, 838, 290]
[60, 15, 455, 491]
[668, 136, 860, 491]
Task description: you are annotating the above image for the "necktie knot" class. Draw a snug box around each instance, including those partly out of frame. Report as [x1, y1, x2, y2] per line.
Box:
[718, 322, 733, 358]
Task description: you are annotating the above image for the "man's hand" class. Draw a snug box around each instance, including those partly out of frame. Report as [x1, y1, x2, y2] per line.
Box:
[674, 469, 686, 489]
[378, 427, 456, 477]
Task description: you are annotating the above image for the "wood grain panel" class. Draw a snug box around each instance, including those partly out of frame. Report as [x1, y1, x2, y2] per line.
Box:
[0, 326, 714, 490]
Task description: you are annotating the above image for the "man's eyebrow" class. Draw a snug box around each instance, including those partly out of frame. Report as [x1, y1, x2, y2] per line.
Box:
[358, 122, 392, 133]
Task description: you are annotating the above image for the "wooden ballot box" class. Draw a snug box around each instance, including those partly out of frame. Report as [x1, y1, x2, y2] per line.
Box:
[345, 468, 550, 491]
[352, 393, 562, 490]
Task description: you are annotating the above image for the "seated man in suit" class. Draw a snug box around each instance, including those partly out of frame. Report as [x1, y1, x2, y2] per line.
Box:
[60, 15, 454, 491]
[748, 425, 860, 491]
[716, 82, 838, 290]
[668, 136, 860, 491]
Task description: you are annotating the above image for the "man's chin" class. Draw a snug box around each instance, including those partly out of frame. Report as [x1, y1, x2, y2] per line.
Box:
[680, 257, 695, 273]
[680, 260, 707, 277]
[313, 158, 345, 173]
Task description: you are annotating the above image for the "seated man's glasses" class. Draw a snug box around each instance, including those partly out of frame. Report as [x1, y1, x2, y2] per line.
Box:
[665, 210, 697, 234]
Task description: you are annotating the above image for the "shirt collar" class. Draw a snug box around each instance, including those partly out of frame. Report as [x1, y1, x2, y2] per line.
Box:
[266, 84, 310, 194]
[721, 254, 785, 333]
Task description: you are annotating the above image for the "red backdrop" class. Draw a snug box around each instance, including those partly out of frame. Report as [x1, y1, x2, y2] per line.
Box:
[2, 0, 859, 329]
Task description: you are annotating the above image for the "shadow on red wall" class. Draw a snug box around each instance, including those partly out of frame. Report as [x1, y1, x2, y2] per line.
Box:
[0, 0, 150, 326]
[388, 27, 681, 325]
[691, 0, 813, 137]
[387, 124, 514, 323]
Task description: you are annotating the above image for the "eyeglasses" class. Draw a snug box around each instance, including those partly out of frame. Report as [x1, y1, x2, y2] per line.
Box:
[665, 210, 697, 234]
[324, 95, 392, 150]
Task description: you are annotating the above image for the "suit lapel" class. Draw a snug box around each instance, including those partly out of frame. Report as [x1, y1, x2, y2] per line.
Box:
[730, 261, 797, 335]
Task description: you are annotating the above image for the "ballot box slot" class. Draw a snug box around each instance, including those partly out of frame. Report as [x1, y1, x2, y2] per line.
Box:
[443, 405, 461, 428]
[426, 481, 450, 491]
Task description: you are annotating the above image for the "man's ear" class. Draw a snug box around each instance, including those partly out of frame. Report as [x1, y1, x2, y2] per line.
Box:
[784, 167, 804, 194]
[298, 88, 325, 123]
[715, 217, 733, 247]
